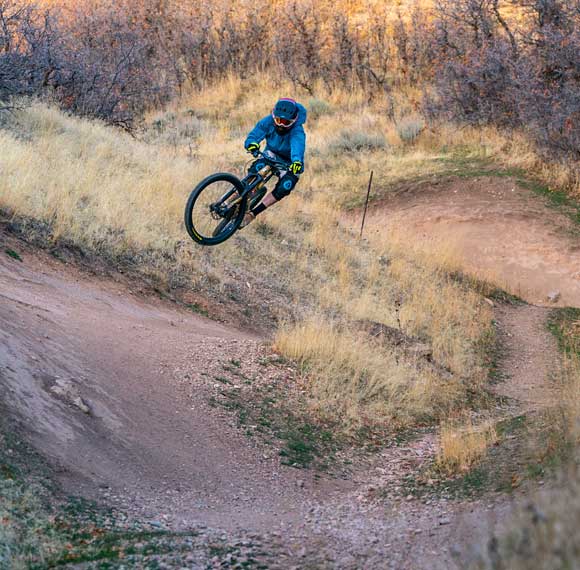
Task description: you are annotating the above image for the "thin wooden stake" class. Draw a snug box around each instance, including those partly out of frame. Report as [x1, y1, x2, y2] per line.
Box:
[360, 170, 374, 239]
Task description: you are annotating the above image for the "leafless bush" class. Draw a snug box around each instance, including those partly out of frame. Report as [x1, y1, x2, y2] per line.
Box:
[2, 0, 437, 126]
[0, 0, 178, 126]
[0, 0, 56, 102]
[427, 0, 580, 161]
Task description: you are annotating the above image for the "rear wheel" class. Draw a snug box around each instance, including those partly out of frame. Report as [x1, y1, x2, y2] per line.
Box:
[184, 173, 247, 246]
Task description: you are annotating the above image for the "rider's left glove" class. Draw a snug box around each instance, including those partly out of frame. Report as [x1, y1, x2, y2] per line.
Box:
[289, 161, 303, 175]
[246, 142, 260, 157]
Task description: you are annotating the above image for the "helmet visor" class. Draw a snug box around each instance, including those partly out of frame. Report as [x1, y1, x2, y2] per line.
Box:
[273, 114, 297, 128]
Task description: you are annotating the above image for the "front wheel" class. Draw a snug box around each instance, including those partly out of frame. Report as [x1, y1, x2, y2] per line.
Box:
[184, 173, 247, 246]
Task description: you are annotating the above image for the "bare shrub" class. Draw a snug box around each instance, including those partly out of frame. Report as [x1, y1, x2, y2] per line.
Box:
[428, 0, 580, 162]
[0, 0, 57, 102]
[328, 130, 388, 153]
[141, 110, 211, 148]
[4, 0, 576, 167]
[1, 0, 437, 125]
[0, 0, 178, 126]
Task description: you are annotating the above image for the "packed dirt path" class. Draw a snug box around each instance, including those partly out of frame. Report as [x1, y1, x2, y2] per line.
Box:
[0, 235, 331, 534]
[362, 176, 580, 308]
[493, 304, 560, 412]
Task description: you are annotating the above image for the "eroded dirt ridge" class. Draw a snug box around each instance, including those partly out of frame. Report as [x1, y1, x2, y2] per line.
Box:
[0, 244, 319, 533]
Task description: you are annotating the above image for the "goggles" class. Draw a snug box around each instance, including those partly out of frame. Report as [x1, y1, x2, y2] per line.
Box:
[272, 114, 297, 128]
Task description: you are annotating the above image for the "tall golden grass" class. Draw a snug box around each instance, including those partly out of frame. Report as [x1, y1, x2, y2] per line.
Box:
[275, 318, 466, 429]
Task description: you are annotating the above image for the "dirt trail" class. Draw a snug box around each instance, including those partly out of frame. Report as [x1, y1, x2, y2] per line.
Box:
[308, 302, 561, 569]
[0, 174, 576, 568]
[0, 239, 331, 533]
[361, 176, 580, 308]
[493, 304, 560, 411]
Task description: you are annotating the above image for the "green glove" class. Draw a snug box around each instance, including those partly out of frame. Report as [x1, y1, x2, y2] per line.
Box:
[246, 142, 260, 156]
[290, 160, 303, 175]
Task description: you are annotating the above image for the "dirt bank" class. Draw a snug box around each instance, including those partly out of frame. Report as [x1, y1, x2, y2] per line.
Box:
[360, 176, 580, 307]
[1, 171, 576, 567]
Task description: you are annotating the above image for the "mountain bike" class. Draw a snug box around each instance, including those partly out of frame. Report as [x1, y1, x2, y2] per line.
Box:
[184, 151, 290, 246]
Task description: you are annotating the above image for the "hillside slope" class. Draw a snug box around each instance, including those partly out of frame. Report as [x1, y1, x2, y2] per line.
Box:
[2, 166, 577, 566]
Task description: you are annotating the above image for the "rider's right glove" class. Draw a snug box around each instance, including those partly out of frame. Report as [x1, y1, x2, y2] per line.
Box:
[246, 142, 260, 157]
[289, 160, 303, 175]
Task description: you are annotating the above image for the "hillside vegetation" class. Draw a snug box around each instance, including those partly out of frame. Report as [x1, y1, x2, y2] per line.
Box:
[1, 76, 499, 431]
[1, 0, 578, 194]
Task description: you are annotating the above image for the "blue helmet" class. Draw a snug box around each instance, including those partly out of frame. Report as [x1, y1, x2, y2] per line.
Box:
[272, 98, 298, 133]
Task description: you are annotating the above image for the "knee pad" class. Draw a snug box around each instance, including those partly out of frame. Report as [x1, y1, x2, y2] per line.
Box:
[272, 172, 299, 200]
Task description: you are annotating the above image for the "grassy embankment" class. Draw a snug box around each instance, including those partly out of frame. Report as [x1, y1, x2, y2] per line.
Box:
[2, 73, 579, 460]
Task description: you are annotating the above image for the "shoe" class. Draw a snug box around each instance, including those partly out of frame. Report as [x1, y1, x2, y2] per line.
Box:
[239, 212, 255, 229]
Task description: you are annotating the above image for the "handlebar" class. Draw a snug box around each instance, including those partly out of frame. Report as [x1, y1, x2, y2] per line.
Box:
[252, 150, 291, 171]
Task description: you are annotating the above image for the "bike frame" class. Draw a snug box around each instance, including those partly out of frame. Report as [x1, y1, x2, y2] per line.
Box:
[211, 151, 290, 216]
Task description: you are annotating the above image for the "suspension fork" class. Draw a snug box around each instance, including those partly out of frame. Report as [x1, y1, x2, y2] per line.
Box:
[245, 169, 276, 196]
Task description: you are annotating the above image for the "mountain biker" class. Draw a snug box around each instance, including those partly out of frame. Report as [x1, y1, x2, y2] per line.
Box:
[241, 98, 307, 227]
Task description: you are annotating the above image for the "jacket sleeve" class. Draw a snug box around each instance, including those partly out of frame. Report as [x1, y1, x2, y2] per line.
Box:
[244, 116, 271, 148]
[289, 125, 306, 166]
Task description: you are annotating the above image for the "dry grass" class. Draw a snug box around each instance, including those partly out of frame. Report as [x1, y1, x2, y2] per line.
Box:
[0, 75, 498, 431]
[558, 353, 580, 443]
[426, 123, 580, 197]
[275, 318, 465, 429]
[532, 312, 580, 465]
[534, 352, 580, 468]
[436, 417, 498, 475]
[0, 105, 201, 255]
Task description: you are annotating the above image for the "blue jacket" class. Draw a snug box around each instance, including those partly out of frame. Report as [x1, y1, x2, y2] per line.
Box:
[244, 103, 307, 167]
